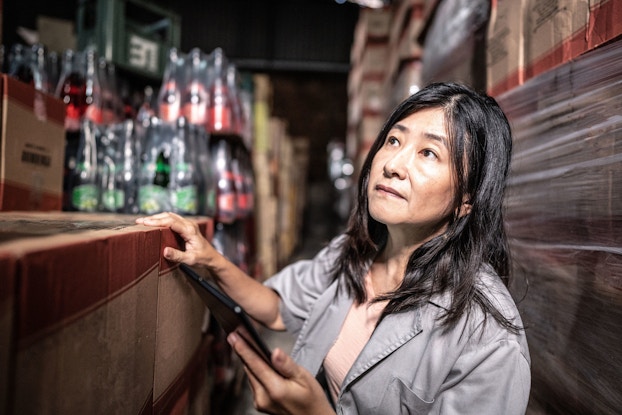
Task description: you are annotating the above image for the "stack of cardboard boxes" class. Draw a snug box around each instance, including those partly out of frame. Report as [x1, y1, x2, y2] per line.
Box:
[0, 211, 214, 414]
[347, 1, 425, 175]
[252, 75, 309, 279]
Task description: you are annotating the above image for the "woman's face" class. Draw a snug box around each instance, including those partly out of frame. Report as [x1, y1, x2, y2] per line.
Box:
[367, 108, 459, 242]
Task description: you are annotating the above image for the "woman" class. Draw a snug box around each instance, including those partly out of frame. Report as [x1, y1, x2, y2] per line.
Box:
[137, 82, 531, 414]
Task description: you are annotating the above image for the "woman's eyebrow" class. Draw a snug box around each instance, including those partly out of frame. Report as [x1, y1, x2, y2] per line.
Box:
[390, 123, 448, 147]
[391, 123, 409, 133]
[424, 132, 448, 147]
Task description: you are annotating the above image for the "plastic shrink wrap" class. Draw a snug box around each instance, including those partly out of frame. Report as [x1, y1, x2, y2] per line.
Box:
[497, 39, 622, 414]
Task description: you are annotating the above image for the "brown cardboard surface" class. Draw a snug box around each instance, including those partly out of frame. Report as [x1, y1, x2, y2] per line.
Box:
[0, 211, 214, 414]
[524, 0, 591, 79]
[0, 75, 65, 211]
[152, 265, 206, 402]
[489, 0, 622, 96]
[487, 0, 526, 96]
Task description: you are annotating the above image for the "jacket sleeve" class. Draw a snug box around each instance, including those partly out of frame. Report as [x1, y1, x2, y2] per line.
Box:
[263, 235, 345, 335]
[431, 335, 531, 415]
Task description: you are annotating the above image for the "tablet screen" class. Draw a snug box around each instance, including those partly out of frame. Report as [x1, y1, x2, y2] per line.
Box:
[179, 263, 273, 366]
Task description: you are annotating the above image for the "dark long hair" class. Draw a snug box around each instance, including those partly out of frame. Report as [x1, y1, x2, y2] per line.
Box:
[333, 82, 518, 331]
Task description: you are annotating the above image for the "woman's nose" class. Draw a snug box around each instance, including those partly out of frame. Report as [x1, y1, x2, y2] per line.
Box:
[383, 151, 410, 179]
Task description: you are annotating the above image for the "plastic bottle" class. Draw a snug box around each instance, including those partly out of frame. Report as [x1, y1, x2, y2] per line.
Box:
[100, 121, 139, 213]
[98, 57, 119, 125]
[29, 43, 49, 93]
[231, 146, 248, 219]
[206, 48, 232, 134]
[210, 138, 237, 224]
[182, 48, 209, 126]
[169, 117, 199, 215]
[46, 50, 60, 95]
[240, 148, 255, 216]
[70, 120, 99, 211]
[157, 48, 182, 123]
[83, 49, 103, 125]
[135, 85, 155, 163]
[7, 43, 33, 84]
[56, 49, 86, 132]
[225, 63, 244, 137]
[189, 123, 216, 217]
[138, 117, 172, 214]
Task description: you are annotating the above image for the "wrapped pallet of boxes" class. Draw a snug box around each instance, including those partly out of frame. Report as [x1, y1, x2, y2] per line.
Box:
[0, 212, 214, 415]
[498, 39, 622, 415]
[0, 75, 65, 211]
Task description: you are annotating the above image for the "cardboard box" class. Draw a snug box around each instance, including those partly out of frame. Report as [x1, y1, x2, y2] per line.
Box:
[486, 0, 526, 96]
[0, 212, 213, 415]
[524, 0, 591, 79]
[491, 0, 622, 95]
[0, 75, 65, 211]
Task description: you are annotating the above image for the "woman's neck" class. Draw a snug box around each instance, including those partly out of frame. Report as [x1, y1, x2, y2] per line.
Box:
[371, 238, 418, 296]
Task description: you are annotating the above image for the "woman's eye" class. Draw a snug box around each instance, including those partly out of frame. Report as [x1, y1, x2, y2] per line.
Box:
[387, 136, 399, 146]
[422, 149, 438, 159]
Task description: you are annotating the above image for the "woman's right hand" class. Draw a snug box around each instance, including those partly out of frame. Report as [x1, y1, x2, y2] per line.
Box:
[135, 211, 219, 268]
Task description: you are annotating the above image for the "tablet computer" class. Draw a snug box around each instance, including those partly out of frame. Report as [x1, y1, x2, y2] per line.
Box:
[179, 263, 273, 366]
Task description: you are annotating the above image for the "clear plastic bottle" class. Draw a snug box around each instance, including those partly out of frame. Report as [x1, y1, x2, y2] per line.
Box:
[98, 57, 119, 125]
[83, 49, 103, 125]
[225, 63, 244, 137]
[210, 138, 237, 223]
[134, 85, 154, 155]
[46, 50, 60, 95]
[157, 48, 182, 123]
[100, 121, 139, 213]
[56, 49, 86, 132]
[71, 120, 99, 212]
[231, 147, 247, 220]
[207, 48, 232, 134]
[7, 43, 33, 84]
[169, 116, 199, 215]
[98, 124, 115, 212]
[29, 43, 49, 93]
[189, 123, 216, 217]
[138, 117, 172, 214]
[182, 48, 209, 126]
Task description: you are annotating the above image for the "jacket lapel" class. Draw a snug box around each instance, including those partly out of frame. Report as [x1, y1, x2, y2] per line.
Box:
[291, 280, 354, 376]
[341, 307, 423, 390]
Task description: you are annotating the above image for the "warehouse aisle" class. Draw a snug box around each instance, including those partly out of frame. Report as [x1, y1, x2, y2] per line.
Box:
[228, 180, 346, 414]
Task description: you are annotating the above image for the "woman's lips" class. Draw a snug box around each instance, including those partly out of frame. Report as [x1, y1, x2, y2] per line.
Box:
[375, 184, 404, 199]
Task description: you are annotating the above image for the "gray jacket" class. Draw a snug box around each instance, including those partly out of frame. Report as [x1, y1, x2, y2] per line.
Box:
[265, 236, 531, 415]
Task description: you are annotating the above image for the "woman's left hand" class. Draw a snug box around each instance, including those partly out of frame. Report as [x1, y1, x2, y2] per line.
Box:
[228, 333, 336, 415]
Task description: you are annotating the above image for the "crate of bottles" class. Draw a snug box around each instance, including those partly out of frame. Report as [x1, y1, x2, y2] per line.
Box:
[76, 0, 181, 79]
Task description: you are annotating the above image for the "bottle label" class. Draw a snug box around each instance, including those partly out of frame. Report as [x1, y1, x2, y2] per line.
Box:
[139, 185, 170, 214]
[72, 184, 99, 211]
[237, 194, 248, 213]
[85, 104, 103, 124]
[217, 192, 236, 223]
[65, 105, 82, 131]
[102, 189, 125, 211]
[205, 189, 217, 216]
[159, 103, 180, 123]
[172, 185, 198, 214]
[209, 106, 232, 132]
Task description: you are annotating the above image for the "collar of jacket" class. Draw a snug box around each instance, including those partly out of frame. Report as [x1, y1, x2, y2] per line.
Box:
[291, 277, 425, 385]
